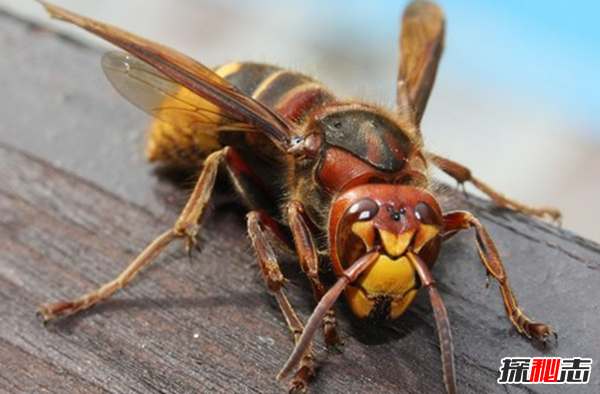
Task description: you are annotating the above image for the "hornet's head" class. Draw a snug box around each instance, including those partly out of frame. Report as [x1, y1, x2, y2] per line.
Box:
[329, 184, 443, 320]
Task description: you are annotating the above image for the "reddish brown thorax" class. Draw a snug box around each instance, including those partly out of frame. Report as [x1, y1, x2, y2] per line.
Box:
[307, 104, 414, 193]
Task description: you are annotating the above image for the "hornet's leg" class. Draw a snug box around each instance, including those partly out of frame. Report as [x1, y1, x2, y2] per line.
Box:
[443, 210, 554, 342]
[38, 147, 257, 321]
[428, 152, 561, 221]
[287, 201, 341, 347]
[247, 211, 315, 394]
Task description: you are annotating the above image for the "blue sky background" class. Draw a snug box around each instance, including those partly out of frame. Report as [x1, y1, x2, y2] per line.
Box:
[2, 0, 597, 137]
[310, 0, 600, 139]
[444, 0, 600, 133]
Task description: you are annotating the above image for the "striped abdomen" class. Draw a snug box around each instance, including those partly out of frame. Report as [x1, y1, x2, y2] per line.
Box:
[146, 62, 335, 166]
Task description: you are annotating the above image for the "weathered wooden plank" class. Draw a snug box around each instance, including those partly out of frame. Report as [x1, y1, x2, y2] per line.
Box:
[1, 8, 599, 394]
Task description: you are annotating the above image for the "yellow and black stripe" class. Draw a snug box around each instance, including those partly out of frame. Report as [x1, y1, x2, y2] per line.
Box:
[147, 62, 336, 167]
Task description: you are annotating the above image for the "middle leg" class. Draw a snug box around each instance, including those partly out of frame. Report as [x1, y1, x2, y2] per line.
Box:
[39, 147, 231, 321]
[427, 152, 561, 221]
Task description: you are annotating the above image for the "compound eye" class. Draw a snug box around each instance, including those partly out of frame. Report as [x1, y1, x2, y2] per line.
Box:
[346, 198, 379, 222]
[336, 198, 379, 266]
[414, 201, 440, 225]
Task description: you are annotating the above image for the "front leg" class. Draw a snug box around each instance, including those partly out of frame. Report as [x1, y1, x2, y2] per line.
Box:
[443, 210, 554, 342]
[287, 201, 341, 347]
[428, 152, 561, 221]
[247, 211, 315, 394]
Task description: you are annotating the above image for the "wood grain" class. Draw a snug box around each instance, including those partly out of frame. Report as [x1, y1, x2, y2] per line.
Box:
[1, 9, 599, 394]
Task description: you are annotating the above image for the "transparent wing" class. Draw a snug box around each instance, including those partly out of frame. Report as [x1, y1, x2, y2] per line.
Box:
[102, 51, 254, 132]
[41, 1, 295, 150]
